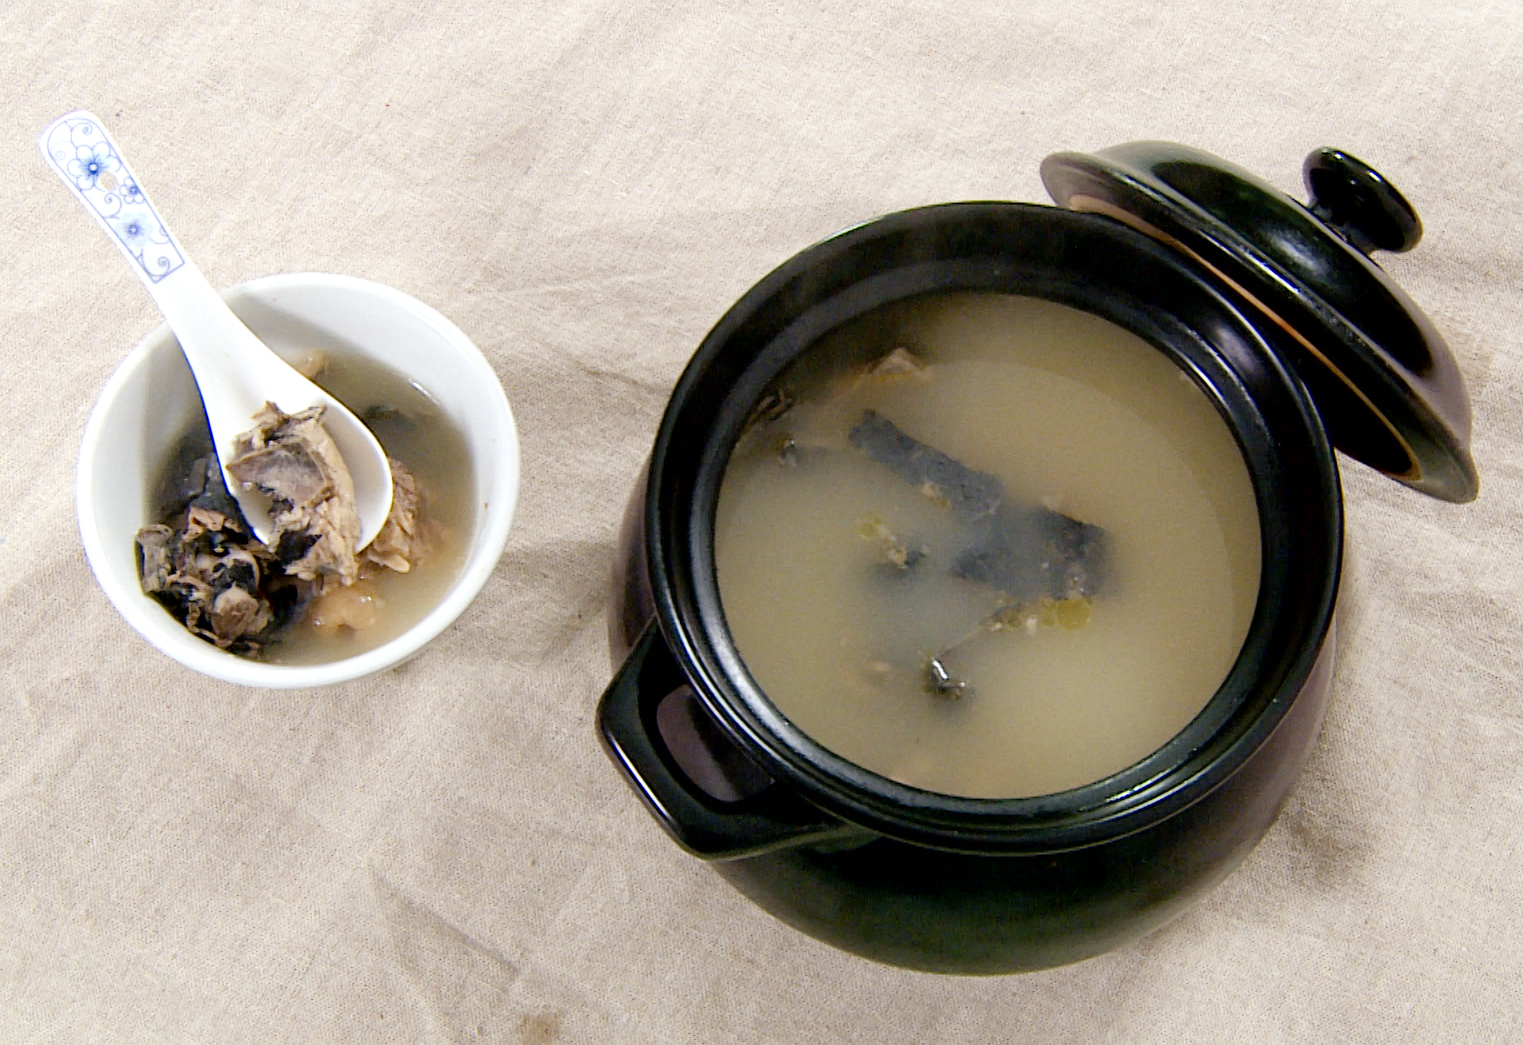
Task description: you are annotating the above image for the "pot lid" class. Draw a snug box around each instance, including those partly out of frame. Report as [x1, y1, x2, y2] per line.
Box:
[1040, 142, 1478, 503]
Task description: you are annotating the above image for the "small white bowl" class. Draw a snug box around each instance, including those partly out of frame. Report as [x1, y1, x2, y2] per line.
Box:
[77, 273, 520, 688]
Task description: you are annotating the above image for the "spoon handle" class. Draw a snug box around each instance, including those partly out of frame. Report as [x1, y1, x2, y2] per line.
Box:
[38, 111, 271, 420]
[38, 111, 189, 290]
[39, 110, 394, 549]
[37, 109, 274, 414]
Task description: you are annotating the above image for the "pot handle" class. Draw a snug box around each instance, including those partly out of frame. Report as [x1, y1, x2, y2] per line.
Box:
[598, 621, 859, 860]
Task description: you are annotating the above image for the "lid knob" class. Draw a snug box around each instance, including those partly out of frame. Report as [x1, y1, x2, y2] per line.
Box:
[1040, 140, 1477, 502]
[1303, 148, 1423, 256]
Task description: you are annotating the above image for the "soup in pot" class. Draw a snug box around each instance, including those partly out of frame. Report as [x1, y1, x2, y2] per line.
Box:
[713, 293, 1261, 798]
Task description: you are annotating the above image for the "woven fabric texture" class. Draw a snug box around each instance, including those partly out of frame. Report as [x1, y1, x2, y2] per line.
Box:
[2, 1, 1520, 1041]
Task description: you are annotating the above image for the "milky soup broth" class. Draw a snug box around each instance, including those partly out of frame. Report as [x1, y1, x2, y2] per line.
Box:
[269, 351, 473, 664]
[713, 293, 1261, 798]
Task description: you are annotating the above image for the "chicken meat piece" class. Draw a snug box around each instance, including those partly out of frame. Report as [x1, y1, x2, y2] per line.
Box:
[226, 402, 361, 591]
[362, 457, 420, 573]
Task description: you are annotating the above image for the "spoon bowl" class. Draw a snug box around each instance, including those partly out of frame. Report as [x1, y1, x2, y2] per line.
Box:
[39, 110, 393, 549]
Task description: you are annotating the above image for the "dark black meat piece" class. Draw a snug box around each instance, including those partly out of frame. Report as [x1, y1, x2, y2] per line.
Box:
[135, 492, 318, 656]
[849, 409, 1109, 600]
[136, 507, 277, 653]
[156, 450, 242, 520]
[849, 410, 1004, 520]
[952, 505, 1108, 601]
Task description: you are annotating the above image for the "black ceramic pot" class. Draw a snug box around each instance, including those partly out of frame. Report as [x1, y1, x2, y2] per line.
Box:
[598, 146, 1475, 974]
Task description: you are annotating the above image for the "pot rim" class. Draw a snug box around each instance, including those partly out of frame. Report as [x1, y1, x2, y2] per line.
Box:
[647, 202, 1342, 854]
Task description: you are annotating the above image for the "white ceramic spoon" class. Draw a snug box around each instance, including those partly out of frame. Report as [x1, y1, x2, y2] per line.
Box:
[39, 110, 392, 550]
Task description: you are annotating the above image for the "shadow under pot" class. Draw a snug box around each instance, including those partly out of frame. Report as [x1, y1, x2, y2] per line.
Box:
[599, 147, 1475, 974]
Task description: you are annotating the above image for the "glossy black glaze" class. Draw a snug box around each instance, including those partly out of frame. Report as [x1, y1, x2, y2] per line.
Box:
[1040, 143, 1476, 503]
[1304, 148, 1422, 255]
[601, 619, 857, 858]
[608, 482, 1334, 973]
[714, 637, 1333, 973]
[598, 202, 1346, 972]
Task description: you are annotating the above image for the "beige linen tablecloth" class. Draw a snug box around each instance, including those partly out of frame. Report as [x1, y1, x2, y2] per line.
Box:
[3, 1, 1521, 1041]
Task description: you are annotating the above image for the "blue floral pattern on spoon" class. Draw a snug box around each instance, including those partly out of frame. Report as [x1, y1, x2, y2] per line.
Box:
[40, 112, 184, 282]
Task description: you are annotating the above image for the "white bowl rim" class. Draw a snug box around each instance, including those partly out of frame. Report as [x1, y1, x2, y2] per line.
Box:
[76, 271, 520, 689]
